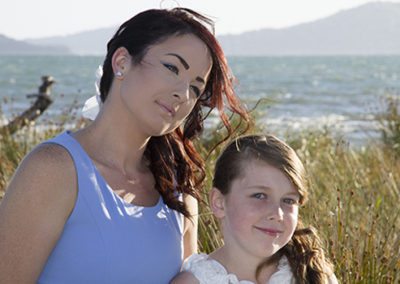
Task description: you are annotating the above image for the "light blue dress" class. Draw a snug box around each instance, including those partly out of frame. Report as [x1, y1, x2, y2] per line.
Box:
[37, 131, 183, 284]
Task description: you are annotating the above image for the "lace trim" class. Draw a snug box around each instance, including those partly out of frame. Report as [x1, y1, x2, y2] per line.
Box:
[182, 253, 294, 284]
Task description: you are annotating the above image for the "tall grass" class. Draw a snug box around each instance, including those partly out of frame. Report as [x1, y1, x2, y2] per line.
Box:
[196, 98, 400, 283]
[1, 98, 399, 283]
[375, 96, 400, 157]
[289, 131, 399, 283]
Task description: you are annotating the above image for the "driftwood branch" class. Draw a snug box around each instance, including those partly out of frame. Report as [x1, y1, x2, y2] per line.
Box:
[1, 76, 55, 135]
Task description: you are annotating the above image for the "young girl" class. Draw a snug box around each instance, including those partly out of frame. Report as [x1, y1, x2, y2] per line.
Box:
[172, 134, 338, 283]
[0, 8, 249, 284]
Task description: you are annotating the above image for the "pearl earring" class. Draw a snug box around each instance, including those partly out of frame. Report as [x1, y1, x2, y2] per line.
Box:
[115, 71, 123, 77]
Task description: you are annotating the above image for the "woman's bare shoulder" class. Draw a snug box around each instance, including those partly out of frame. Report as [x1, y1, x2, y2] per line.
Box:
[0, 142, 77, 282]
[28, 142, 74, 167]
[18, 142, 74, 180]
[5, 141, 77, 210]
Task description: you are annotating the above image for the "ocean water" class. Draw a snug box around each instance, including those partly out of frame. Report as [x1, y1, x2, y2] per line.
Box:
[0, 55, 399, 144]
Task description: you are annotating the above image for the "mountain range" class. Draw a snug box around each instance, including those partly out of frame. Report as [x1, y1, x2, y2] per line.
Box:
[0, 34, 70, 55]
[218, 1, 400, 55]
[1, 2, 400, 56]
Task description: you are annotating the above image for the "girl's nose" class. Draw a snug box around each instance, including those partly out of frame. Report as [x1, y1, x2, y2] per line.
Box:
[267, 203, 284, 221]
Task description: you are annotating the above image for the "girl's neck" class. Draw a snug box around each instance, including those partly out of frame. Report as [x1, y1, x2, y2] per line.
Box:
[209, 246, 280, 283]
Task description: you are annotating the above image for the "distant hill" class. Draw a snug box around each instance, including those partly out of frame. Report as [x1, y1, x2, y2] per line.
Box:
[0, 34, 70, 55]
[219, 1, 400, 55]
[26, 27, 116, 55]
[3, 1, 400, 56]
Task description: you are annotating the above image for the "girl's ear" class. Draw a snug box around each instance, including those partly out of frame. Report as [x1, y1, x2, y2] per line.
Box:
[209, 187, 226, 219]
[111, 47, 131, 78]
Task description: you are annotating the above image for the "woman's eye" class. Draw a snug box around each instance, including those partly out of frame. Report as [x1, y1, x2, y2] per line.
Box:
[252, 193, 267, 200]
[163, 63, 179, 75]
[190, 86, 201, 98]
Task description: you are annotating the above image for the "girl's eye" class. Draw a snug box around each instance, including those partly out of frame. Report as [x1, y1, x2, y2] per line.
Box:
[163, 63, 179, 75]
[251, 193, 267, 200]
[190, 86, 201, 98]
[283, 198, 299, 205]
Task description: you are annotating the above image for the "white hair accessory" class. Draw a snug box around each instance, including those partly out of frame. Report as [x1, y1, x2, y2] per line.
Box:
[81, 65, 103, 120]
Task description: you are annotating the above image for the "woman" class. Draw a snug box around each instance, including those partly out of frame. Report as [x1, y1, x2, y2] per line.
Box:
[0, 8, 249, 284]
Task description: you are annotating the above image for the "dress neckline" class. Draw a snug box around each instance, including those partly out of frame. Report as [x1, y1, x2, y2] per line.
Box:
[188, 253, 293, 284]
[64, 130, 162, 209]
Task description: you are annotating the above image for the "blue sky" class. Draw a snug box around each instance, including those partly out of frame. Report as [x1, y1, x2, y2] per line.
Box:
[1, 0, 398, 39]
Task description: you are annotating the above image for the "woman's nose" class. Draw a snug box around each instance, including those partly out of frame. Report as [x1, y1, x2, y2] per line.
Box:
[172, 81, 190, 101]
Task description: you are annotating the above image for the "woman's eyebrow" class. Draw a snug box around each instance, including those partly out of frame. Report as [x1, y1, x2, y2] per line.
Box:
[196, 77, 205, 85]
[165, 53, 190, 70]
[165, 53, 206, 85]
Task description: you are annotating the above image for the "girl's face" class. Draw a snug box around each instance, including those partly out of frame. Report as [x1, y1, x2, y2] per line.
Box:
[115, 34, 212, 136]
[211, 160, 300, 263]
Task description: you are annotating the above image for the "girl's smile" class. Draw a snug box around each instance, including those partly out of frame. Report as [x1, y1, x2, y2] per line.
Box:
[212, 159, 300, 262]
[253, 226, 284, 237]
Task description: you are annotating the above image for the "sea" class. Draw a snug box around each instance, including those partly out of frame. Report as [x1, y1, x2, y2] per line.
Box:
[0, 55, 399, 146]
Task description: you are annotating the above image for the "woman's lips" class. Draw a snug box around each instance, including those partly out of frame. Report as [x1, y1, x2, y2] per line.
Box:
[156, 101, 175, 117]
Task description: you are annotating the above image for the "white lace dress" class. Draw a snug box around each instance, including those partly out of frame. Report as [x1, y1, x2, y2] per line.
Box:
[181, 253, 295, 284]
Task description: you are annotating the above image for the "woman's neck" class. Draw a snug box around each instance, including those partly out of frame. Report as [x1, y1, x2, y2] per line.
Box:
[74, 105, 150, 175]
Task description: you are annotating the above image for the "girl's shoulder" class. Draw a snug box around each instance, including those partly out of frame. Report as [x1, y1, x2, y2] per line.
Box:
[268, 256, 296, 283]
[182, 253, 254, 284]
[327, 272, 339, 284]
[270, 256, 339, 284]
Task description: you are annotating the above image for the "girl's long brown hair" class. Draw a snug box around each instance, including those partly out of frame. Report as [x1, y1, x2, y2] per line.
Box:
[99, 8, 250, 217]
[213, 135, 334, 283]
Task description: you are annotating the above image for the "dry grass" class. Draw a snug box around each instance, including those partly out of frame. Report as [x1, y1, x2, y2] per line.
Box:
[195, 97, 400, 283]
[1, 98, 399, 283]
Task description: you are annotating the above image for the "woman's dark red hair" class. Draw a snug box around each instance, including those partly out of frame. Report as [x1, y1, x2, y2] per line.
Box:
[99, 8, 250, 217]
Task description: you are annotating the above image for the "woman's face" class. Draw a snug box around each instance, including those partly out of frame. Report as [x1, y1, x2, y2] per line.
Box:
[116, 34, 213, 136]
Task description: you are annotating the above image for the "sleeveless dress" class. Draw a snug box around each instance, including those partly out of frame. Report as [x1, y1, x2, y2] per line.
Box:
[37, 131, 184, 284]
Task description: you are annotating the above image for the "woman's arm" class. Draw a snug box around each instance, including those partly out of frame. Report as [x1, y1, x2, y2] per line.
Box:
[0, 144, 77, 283]
[182, 194, 198, 260]
[170, 271, 200, 284]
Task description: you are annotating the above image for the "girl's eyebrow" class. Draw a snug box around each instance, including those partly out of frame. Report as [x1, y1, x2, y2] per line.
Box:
[248, 185, 299, 196]
[285, 192, 300, 198]
[247, 185, 273, 192]
[165, 53, 206, 85]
